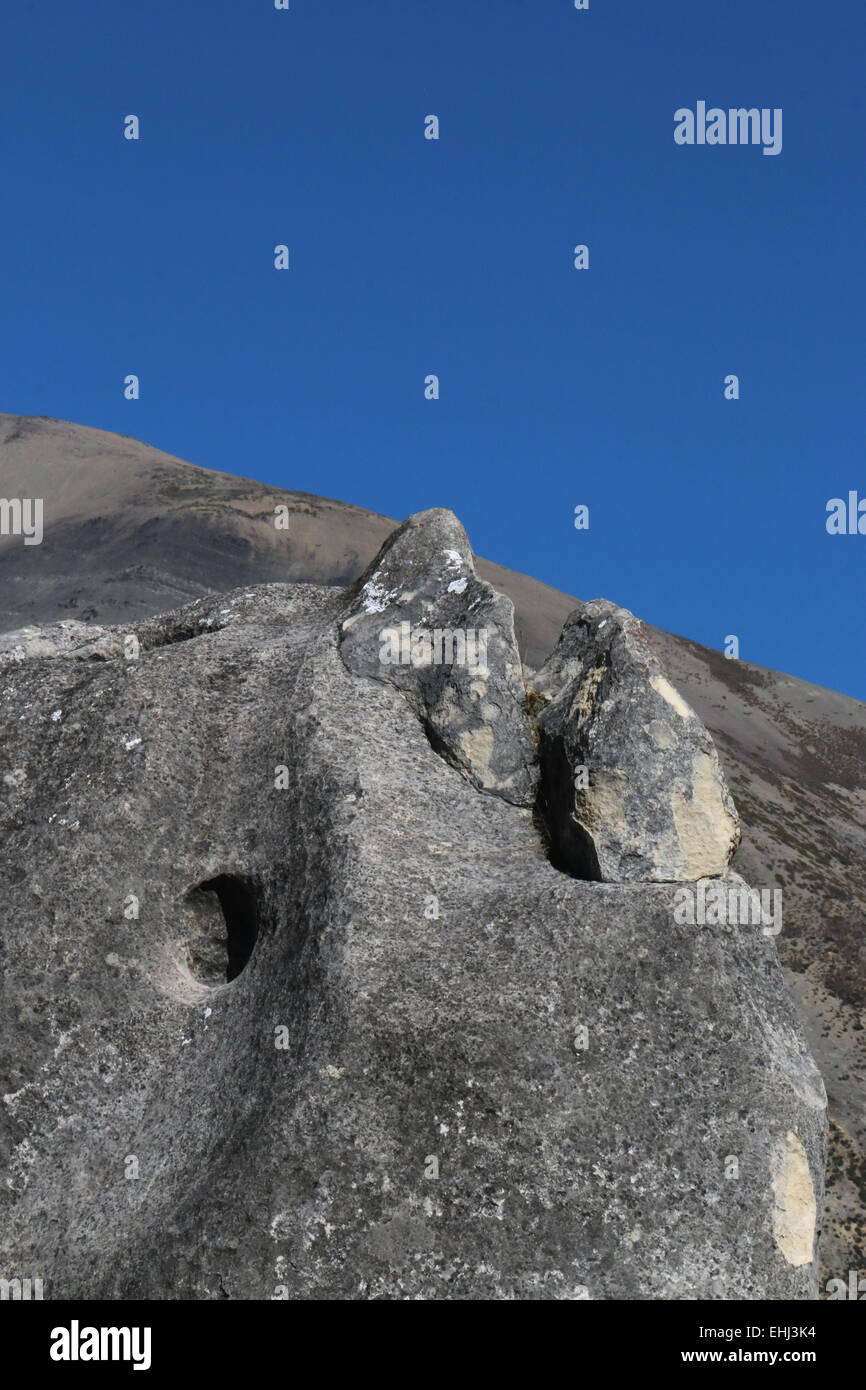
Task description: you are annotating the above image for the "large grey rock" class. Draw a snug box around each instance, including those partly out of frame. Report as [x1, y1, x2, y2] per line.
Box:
[534, 600, 741, 883]
[2, 414, 862, 1288]
[0, 548, 826, 1299]
[340, 508, 537, 807]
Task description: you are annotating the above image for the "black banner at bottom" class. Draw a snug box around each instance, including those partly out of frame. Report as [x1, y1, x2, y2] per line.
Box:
[2, 1296, 859, 1375]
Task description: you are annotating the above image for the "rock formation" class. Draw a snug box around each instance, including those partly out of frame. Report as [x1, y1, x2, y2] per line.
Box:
[534, 600, 741, 882]
[340, 509, 537, 807]
[0, 509, 826, 1299]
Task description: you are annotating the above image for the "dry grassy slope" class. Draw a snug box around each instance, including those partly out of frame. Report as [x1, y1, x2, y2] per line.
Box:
[2, 412, 864, 1288]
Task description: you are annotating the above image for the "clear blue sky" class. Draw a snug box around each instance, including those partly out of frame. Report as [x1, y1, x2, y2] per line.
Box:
[2, 0, 864, 698]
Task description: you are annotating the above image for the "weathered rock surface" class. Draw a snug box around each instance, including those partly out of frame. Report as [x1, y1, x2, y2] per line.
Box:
[534, 601, 741, 883]
[0, 519, 826, 1299]
[0, 620, 121, 668]
[2, 414, 863, 1288]
[340, 509, 537, 807]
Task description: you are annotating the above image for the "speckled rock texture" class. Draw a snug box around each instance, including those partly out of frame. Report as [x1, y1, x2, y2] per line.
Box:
[534, 600, 741, 883]
[340, 509, 537, 807]
[0, 620, 122, 667]
[0, 513, 825, 1300]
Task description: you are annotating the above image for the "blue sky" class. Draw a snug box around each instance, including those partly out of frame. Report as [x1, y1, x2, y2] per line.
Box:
[2, 0, 864, 698]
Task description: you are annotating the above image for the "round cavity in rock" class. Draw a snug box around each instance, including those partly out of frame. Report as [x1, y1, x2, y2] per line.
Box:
[182, 875, 259, 985]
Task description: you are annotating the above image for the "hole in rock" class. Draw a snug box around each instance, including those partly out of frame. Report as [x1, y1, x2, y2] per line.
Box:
[183, 874, 259, 985]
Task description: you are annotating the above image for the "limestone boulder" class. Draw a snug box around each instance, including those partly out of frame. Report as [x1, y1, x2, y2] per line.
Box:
[0, 535, 824, 1300]
[534, 600, 741, 883]
[340, 508, 537, 807]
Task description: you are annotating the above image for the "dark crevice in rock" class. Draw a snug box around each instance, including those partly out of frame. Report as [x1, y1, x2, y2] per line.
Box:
[139, 616, 227, 652]
[522, 690, 600, 882]
[534, 735, 602, 881]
